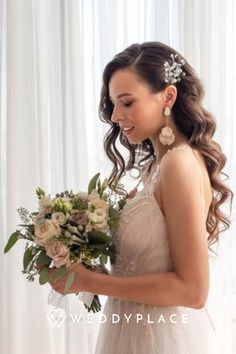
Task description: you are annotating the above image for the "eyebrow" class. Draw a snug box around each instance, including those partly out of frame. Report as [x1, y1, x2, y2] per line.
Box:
[109, 93, 133, 101]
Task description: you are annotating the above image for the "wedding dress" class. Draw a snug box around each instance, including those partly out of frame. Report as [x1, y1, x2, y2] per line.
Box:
[94, 146, 218, 354]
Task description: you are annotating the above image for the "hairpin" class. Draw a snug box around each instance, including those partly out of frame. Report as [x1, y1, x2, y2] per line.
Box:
[164, 53, 186, 84]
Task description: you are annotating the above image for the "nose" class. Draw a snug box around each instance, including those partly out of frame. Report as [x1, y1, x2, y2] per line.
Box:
[110, 106, 124, 125]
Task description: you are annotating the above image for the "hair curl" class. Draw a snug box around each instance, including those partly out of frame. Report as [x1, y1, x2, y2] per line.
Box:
[98, 41, 233, 255]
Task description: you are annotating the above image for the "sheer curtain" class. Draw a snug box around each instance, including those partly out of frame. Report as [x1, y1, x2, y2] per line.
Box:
[0, 1, 235, 353]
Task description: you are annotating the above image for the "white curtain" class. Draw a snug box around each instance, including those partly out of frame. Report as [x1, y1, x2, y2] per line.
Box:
[0, 1, 235, 353]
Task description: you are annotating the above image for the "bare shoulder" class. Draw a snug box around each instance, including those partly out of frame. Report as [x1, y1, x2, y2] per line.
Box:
[159, 146, 212, 216]
[158, 146, 208, 228]
[160, 147, 202, 188]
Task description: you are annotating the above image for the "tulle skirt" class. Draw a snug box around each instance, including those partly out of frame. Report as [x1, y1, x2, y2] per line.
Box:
[94, 297, 218, 354]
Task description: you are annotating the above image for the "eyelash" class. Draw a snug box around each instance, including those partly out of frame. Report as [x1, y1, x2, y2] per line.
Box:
[111, 101, 133, 108]
[123, 102, 133, 107]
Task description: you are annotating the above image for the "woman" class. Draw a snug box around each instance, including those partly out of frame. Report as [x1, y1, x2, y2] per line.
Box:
[49, 42, 233, 353]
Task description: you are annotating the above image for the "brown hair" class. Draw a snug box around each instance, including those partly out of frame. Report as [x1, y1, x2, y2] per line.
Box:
[98, 41, 233, 254]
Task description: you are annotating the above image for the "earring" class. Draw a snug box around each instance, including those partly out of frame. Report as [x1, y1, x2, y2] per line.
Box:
[159, 107, 175, 145]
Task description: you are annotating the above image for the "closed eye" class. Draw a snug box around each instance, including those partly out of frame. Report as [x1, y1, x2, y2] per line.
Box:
[109, 101, 133, 107]
[123, 102, 133, 107]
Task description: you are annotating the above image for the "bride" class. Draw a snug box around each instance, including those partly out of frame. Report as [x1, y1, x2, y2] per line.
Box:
[48, 41, 233, 354]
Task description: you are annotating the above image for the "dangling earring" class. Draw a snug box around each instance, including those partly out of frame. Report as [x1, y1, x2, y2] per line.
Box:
[159, 107, 175, 145]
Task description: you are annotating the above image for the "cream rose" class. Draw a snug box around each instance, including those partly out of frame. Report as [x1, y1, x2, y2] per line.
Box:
[90, 198, 109, 211]
[87, 208, 109, 233]
[34, 220, 61, 246]
[93, 220, 109, 233]
[45, 240, 70, 268]
[88, 208, 107, 223]
[38, 195, 52, 209]
[51, 212, 67, 225]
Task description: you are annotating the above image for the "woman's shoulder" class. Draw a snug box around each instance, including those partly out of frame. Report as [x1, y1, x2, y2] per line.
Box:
[160, 145, 200, 169]
[158, 145, 205, 190]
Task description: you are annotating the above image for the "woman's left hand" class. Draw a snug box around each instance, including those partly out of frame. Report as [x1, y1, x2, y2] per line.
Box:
[48, 262, 93, 295]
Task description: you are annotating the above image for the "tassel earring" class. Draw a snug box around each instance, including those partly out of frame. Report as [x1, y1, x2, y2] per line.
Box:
[159, 107, 175, 145]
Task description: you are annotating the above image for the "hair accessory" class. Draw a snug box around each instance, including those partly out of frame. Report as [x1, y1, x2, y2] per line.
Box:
[164, 53, 186, 84]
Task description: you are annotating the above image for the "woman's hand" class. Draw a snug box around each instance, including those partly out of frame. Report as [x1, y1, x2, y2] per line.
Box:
[47, 262, 94, 295]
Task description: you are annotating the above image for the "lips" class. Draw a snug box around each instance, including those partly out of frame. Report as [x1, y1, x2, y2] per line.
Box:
[122, 126, 135, 135]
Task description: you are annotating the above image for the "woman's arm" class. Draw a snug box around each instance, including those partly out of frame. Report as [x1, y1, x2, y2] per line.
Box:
[86, 269, 203, 309]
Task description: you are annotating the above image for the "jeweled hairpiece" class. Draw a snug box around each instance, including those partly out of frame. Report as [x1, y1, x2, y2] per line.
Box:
[164, 53, 186, 84]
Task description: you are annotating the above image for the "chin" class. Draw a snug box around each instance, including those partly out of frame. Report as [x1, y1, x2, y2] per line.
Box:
[127, 135, 146, 145]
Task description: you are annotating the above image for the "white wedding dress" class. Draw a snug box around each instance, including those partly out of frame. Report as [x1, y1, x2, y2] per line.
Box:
[94, 146, 218, 354]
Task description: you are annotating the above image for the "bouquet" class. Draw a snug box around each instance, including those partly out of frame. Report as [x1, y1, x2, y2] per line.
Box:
[4, 172, 127, 312]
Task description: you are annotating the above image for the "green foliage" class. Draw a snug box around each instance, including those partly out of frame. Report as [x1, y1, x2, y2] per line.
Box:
[51, 266, 67, 282]
[36, 250, 52, 267]
[99, 253, 108, 265]
[87, 230, 110, 244]
[4, 230, 21, 254]
[51, 198, 72, 214]
[63, 272, 75, 295]
[39, 267, 49, 284]
[36, 187, 46, 199]
[88, 172, 100, 194]
[118, 198, 127, 210]
[23, 247, 35, 271]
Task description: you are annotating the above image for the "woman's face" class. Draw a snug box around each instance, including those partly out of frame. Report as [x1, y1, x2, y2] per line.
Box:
[108, 68, 167, 144]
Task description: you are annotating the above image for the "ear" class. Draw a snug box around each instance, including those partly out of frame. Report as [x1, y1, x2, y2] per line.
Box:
[163, 85, 177, 107]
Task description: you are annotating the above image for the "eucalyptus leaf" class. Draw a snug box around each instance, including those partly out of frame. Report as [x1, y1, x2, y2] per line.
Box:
[39, 267, 49, 285]
[51, 266, 67, 282]
[36, 251, 52, 266]
[109, 206, 119, 219]
[63, 272, 75, 295]
[23, 247, 34, 271]
[99, 253, 108, 265]
[87, 230, 110, 244]
[88, 172, 100, 194]
[92, 244, 111, 256]
[4, 230, 21, 254]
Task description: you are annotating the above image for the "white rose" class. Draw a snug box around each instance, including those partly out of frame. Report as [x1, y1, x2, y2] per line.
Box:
[45, 240, 70, 268]
[88, 208, 107, 223]
[77, 192, 88, 201]
[38, 195, 52, 209]
[34, 220, 61, 246]
[94, 220, 109, 233]
[51, 212, 67, 225]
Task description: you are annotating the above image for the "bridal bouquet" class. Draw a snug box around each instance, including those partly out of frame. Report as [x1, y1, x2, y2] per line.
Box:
[4, 173, 127, 312]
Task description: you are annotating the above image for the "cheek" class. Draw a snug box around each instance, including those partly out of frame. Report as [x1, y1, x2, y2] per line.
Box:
[131, 104, 160, 129]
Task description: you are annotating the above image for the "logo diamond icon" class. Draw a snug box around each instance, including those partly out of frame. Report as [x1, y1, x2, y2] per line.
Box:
[47, 308, 66, 328]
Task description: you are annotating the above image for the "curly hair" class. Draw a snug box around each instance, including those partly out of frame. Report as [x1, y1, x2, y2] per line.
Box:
[98, 41, 233, 254]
